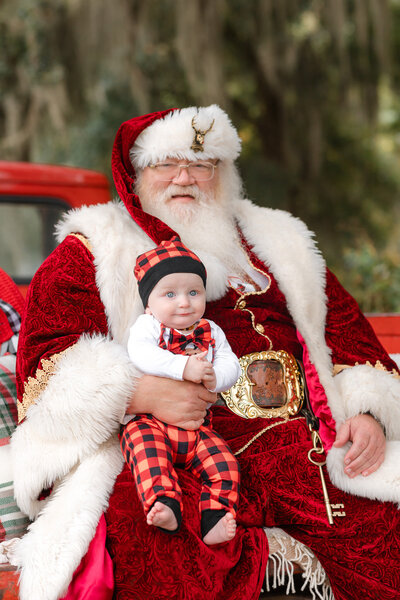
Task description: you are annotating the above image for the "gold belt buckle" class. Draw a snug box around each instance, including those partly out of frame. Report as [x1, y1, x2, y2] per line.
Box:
[221, 350, 304, 419]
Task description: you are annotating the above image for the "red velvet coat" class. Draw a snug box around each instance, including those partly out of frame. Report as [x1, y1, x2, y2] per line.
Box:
[10, 110, 400, 600]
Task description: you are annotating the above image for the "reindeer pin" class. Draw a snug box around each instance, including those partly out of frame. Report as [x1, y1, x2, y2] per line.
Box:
[191, 116, 215, 152]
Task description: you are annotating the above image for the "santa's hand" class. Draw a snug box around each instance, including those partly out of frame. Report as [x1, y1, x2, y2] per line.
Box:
[333, 413, 386, 478]
[127, 375, 216, 430]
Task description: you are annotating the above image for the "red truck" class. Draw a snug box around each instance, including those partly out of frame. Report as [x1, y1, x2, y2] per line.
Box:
[0, 161, 112, 297]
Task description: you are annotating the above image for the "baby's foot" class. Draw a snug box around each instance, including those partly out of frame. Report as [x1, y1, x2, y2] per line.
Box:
[147, 501, 178, 531]
[202, 512, 237, 545]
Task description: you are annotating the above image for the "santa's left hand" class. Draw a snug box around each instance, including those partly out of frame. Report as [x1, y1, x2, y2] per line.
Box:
[333, 413, 386, 478]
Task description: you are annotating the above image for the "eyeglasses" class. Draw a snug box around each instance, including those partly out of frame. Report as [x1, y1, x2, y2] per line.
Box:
[148, 161, 218, 181]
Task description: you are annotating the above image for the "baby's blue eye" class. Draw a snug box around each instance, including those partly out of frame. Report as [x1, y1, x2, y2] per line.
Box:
[189, 290, 197, 296]
[166, 292, 175, 298]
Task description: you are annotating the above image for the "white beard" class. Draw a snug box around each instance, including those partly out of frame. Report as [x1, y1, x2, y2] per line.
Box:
[136, 166, 249, 275]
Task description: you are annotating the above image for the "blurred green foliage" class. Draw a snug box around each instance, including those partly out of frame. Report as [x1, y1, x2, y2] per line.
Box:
[341, 241, 400, 312]
[0, 0, 399, 311]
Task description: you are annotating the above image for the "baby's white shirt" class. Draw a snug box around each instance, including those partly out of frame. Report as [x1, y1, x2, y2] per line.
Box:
[127, 314, 241, 393]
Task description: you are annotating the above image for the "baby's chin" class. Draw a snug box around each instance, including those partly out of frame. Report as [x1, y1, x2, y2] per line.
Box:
[166, 313, 201, 329]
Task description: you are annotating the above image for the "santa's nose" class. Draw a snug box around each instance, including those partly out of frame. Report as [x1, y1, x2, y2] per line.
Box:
[172, 166, 195, 184]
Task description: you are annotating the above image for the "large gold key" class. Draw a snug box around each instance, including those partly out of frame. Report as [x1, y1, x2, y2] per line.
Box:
[307, 428, 346, 526]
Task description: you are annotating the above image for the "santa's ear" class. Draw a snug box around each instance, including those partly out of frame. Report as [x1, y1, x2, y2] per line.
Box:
[145, 307, 152, 315]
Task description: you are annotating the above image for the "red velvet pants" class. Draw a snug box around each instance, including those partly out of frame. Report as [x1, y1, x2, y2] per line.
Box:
[106, 407, 400, 600]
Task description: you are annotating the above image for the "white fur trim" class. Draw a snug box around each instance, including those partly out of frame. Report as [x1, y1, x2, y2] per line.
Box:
[14, 439, 123, 600]
[130, 105, 241, 168]
[391, 353, 400, 369]
[9, 212, 145, 599]
[327, 442, 400, 507]
[233, 199, 337, 396]
[233, 199, 328, 340]
[332, 364, 400, 439]
[11, 333, 136, 519]
[56, 201, 151, 346]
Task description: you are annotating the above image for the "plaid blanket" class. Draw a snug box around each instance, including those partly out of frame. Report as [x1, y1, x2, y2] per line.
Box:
[0, 355, 18, 447]
[0, 354, 29, 545]
[0, 478, 29, 543]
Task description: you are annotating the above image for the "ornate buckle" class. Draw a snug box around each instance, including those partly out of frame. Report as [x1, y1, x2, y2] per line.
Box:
[221, 350, 304, 419]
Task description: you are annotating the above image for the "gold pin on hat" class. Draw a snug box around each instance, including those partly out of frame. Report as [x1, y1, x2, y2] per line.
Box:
[191, 116, 214, 152]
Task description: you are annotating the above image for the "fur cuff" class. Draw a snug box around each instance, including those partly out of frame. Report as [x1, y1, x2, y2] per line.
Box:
[12, 333, 137, 518]
[14, 439, 123, 600]
[130, 105, 241, 168]
[327, 442, 400, 507]
[334, 364, 400, 440]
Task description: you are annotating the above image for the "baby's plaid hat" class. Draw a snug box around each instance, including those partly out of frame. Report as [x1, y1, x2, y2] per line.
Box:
[134, 236, 206, 306]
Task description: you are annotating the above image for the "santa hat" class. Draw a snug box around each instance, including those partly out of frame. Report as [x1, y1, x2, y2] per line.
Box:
[112, 105, 241, 245]
[130, 105, 241, 169]
[134, 237, 206, 307]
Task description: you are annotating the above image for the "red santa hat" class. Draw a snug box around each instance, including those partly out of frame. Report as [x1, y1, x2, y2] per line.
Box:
[134, 236, 206, 307]
[111, 105, 241, 245]
[130, 104, 241, 169]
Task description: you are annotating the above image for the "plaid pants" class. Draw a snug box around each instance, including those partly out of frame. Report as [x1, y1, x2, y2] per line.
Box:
[120, 414, 240, 517]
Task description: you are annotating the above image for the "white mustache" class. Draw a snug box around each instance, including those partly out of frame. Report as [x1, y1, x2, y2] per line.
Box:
[148, 183, 212, 208]
[165, 184, 199, 197]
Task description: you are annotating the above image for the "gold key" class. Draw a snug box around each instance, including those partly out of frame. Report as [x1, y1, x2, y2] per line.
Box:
[331, 503, 346, 518]
[307, 429, 346, 525]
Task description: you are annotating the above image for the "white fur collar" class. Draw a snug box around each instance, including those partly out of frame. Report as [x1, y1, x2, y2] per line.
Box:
[56, 199, 332, 365]
[233, 198, 343, 418]
[56, 201, 154, 345]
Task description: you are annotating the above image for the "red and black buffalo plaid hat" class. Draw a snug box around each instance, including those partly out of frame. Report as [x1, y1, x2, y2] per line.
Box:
[134, 237, 207, 307]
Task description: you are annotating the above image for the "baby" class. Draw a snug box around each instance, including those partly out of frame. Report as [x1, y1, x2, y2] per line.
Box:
[121, 237, 241, 545]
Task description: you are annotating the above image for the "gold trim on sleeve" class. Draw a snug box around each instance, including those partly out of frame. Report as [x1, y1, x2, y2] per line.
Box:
[333, 361, 400, 379]
[18, 350, 68, 422]
[69, 233, 93, 254]
[332, 364, 352, 376]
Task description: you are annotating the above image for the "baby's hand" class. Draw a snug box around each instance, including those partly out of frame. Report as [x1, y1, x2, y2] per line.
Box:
[201, 363, 217, 391]
[182, 352, 217, 391]
[183, 352, 209, 383]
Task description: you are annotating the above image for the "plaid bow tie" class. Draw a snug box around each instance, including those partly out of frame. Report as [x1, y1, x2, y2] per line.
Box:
[159, 318, 215, 356]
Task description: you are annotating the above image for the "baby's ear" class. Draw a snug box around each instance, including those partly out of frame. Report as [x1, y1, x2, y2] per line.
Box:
[145, 307, 152, 315]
